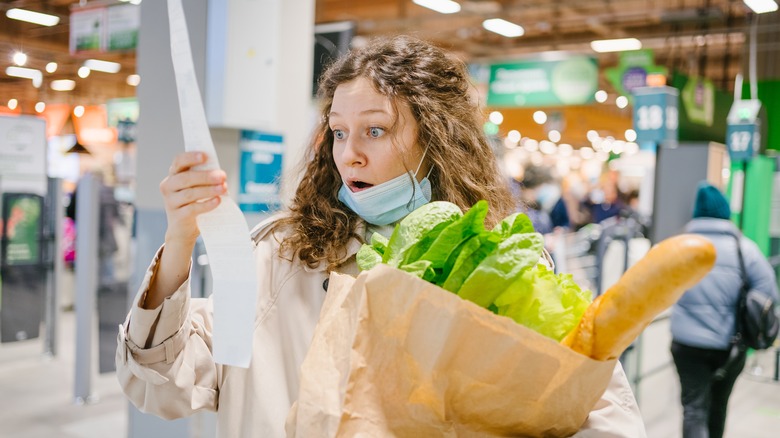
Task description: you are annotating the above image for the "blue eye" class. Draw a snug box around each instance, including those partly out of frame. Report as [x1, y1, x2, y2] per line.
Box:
[333, 129, 346, 140]
[369, 127, 385, 138]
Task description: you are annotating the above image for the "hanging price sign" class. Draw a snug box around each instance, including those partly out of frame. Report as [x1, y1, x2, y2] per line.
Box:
[726, 99, 763, 162]
[632, 86, 679, 144]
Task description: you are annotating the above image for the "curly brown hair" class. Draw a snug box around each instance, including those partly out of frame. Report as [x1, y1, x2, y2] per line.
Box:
[272, 35, 514, 271]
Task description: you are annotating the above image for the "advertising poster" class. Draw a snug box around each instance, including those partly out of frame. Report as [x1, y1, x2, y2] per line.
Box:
[0, 193, 46, 343]
[487, 56, 598, 107]
[69, 8, 106, 53]
[237, 130, 284, 213]
[1, 194, 43, 266]
[107, 4, 140, 51]
[0, 116, 47, 196]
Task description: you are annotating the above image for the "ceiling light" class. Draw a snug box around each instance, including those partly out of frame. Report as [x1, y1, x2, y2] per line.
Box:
[46, 62, 58, 73]
[412, 0, 461, 14]
[616, 96, 629, 108]
[594, 90, 608, 103]
[625, 129, 637, 142]
[6, 66, 42, 88]
[743, 0, 778, 13]
[51, 79, 76, 91]
[540, 140, 557, 155]
[590, 38, 642, 53]
[84, 59, 121, 74]
[8, 99, 18, 110]
[533, 110, 547, 125]
[35, 102, 46, 113]
[548, 130, 561, 143]
[483, 18, 524, 38]
[6, 8, 60, 27]
[13, 52, 27, 66]
[580, 147, 595, 160]
[507, 130, 521, 143]
[489, 111, 504, 125]
[126, 74, 141, 86]
[78, 67, 91, 78]
[74, 105, 85, 118]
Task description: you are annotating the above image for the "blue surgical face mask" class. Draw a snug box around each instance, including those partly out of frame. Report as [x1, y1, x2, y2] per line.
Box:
[338, 150, 432, 225]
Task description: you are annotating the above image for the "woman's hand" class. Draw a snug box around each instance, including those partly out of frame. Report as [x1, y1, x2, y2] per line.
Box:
[160, 151, 227, 246]
[143, 152, 226, 309]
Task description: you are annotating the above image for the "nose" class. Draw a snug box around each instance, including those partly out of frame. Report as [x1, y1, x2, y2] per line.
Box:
[340, 136, 366, 168]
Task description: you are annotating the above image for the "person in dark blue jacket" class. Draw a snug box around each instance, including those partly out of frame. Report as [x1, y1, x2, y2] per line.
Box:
[670, 181, 779, 438]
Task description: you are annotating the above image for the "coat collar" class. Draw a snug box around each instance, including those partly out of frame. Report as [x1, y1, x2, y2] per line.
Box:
[685, 218, 739, 236]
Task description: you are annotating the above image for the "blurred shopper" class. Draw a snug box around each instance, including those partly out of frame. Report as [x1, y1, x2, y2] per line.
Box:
[670, 181, 779, 438]
[583, 176, 625, 225]
[513, 165, 554, 234]
[115, 36, 644, 436]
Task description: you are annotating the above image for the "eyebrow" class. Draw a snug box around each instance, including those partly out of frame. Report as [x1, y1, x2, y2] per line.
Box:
[329, 109, 391, 118]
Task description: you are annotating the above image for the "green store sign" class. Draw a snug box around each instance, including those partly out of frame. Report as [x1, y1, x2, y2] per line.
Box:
[605, 49, 667, 99]
[487, 56, 598, 107]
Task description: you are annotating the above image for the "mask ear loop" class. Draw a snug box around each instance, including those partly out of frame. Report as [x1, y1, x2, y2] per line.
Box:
[413, 145, 430, 178]
[406, 145, 432, 210]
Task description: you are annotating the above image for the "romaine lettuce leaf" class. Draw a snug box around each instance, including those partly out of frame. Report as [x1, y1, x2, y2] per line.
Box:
[494, 265, 592, 342]
[456, 232, 544, 308]
[384, 201, 463, 266]
[357, 244, 383, 271]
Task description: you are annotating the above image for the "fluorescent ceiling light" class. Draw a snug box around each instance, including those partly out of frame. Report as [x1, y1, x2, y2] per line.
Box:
[6, 8, 60, 27]
[590, 38, 642, 53]
[6, 66, 42, 88]
[743, 0, 779, 13]
[483, 18, 524, 37]
[84, 59, 121, 74]
[51, 79, 76, 91]
[412, 0, 461, 14]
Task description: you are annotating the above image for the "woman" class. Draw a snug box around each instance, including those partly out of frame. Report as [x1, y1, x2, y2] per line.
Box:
[671, 181, 779, 438]
[116, 36, 645, 437]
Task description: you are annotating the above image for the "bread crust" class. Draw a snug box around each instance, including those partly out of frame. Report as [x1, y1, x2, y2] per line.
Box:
[562, 234, 716, 360]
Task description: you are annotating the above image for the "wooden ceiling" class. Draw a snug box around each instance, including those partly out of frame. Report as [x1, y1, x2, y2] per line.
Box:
[0, 0, 136, 110]
[0, 0, 759, 113]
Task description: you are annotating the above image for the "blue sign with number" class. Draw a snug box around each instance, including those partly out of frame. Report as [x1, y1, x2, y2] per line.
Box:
[632, 86, 679, 144]
[726, 99, 762, 162]
[238, 130, 284, 213]
[726, 123, 759, 162]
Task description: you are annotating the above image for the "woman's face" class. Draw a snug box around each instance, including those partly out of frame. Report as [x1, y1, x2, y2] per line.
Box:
[330, 77, 428, 193]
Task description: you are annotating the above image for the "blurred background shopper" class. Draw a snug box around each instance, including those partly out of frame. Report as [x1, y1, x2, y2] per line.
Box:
[670, 181, 779, 438]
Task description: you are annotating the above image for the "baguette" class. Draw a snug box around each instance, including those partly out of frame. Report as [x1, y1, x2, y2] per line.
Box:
[561, 234, 716, 360]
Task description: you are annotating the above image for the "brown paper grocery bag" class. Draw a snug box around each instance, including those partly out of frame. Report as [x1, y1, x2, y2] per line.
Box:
[286, 264, 616, 437]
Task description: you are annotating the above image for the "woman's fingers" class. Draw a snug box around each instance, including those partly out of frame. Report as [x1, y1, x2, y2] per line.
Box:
[167, 183, 227, 209]
[178, 195, 221, 216]
[169, 151, 207, 175]
[161, 169, 225, 196]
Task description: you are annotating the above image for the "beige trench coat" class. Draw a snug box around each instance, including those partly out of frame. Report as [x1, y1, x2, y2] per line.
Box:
[116, 216, 647, 437]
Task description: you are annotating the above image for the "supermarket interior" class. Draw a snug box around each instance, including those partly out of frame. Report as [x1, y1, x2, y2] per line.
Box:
[0, 0, 779, 437]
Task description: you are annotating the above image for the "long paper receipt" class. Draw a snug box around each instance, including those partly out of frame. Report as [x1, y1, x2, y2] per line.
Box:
[167, 0, 257, 368]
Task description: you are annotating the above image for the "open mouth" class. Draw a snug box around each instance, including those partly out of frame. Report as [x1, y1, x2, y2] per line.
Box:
[349, 180, 374, 192]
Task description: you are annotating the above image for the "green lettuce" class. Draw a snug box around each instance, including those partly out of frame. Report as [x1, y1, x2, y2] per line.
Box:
[358, 200, 592, 342]
[494, 265, 592, 342]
